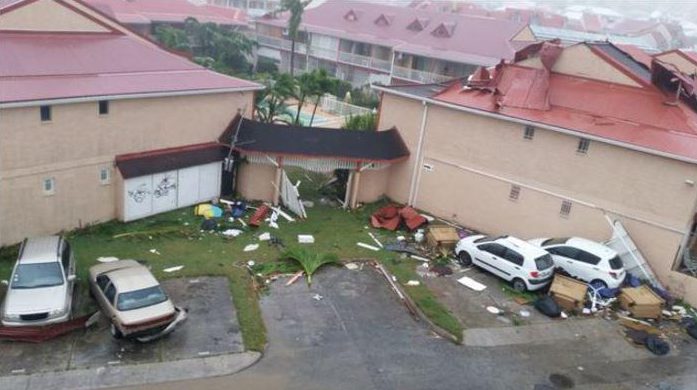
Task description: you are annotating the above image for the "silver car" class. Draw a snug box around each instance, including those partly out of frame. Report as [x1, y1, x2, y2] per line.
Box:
[1, 236, 76, 326]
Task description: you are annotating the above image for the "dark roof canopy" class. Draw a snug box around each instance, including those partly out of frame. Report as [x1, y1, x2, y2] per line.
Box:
[225, 118, 410, 163]
[116, 142, 226, 179]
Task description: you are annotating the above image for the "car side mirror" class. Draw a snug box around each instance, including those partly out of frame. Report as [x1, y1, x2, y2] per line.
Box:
[68, 275, 76, 282]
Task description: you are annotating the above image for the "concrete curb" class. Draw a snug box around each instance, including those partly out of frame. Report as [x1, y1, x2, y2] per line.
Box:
[0, 351, 262, 390]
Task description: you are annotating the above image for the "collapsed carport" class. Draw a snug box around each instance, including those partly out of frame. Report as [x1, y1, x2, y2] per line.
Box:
[222, 117, 410, 210]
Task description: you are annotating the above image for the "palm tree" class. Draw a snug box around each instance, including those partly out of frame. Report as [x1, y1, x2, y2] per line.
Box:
[255, 73, 296, 124]
[280, 0, 310, 77]
[282, 247, 339, 286]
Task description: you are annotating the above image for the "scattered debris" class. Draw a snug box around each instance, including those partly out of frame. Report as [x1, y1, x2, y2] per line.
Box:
[396, 236, 406, 241]
[430, 264, 453, 276]
[549, 275, 587, 313]
[247, 260, 255, 267]
[420, 214, 435, 222]
[270, 206, 296, 222]
[222, 229, 243, 237]
[560, 312, 568, 319]
[414, 230, 425, 243]
[200, 219, 217, 231]
[457, 276, 486, 291]
[406, 280, 421, 286]
[534, 296, 562, 318]
[97, 256, 119, 263]
[163, 266, 183, 273]
[302, 200, 314, 208]
[357, 242, 380, 251]
[345, 263, 360, 270]
[197, 351, 211, 357]
[486, 306, 501, 315]
[286, 271, 304, 286]
[519, 309, 531, 318]
[249, 205, 271, 228]
[426, 226, 460, 250]
[258, 232, 271, 241]
[298, 235, 315, 244]
[243, 244, 259, 252]
[312, 293, 323, 301]
[384, 242, 420, 256]
[194, 204, 223, 218]
[410, 255, 430, 262]
[619, 286, 665, 319]
[371, 205, 427, 231]
[149, 249, 161, 256]
[368, 232, 384, 248]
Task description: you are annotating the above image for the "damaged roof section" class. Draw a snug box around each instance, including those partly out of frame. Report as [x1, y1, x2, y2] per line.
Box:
[115, 143, 226, 178]
[227, 118, 409, 163]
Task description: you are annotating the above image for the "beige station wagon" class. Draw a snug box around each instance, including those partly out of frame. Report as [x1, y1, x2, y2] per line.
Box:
[88, 260, 186, 342]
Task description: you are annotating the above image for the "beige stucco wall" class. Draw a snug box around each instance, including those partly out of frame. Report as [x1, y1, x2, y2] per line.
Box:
[518, 44, 641, 87]
[0, 92, 253, 245]
[355, 168, 390, 204]
[235, 160, 276, 202]
[654, 52, 697, 76]
[0, 0, 111, 32]
[379, 93, 697, 303]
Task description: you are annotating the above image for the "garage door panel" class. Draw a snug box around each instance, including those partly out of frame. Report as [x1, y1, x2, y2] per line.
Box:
[177, 166, 200, 208]
[124, 176, 153, 221]
[198, 162, 221, 201]
[152, 171, 178, 213]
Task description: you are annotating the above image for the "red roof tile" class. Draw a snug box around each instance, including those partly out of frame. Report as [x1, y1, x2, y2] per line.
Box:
[260, 0, 528, 66]
[84, 0, 247, 27]
[431, 65, 697, 161]
[0, 31, 260, 104]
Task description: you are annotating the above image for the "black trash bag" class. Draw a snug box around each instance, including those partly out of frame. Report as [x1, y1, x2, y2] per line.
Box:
[645, 335, 670, 356]
[686, 324, 697, 341]
[200, 218, 217, 231]
[534, 296, 562, 318]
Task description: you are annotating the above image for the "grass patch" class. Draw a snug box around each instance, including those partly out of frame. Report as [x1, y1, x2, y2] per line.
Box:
[0, 172, 463, 349]
[500, 282, 540, 303]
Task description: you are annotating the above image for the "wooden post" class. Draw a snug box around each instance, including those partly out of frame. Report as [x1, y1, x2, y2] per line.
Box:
[272, 157, 282, 206]
[350, 169, 362, 209]
[343, 171, 354, 209]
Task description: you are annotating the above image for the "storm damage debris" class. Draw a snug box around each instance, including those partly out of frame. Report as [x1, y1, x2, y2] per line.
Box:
[370, 205, 428, 231]
[357, 242, 380, 251]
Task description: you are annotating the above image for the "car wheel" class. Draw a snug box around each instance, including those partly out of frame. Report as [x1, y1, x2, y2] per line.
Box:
[110, 323, 123, 339]
[457, 251, 472, 267]
[590, 279, 608, 290]
[512, 278, 527, 292]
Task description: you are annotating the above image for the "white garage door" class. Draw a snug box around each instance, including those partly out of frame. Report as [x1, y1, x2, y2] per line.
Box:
[123, 162, 222, 222]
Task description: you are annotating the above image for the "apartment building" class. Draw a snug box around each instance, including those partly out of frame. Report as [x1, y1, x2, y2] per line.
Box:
[255, 0, 536, 86]
[0, 0, 262, 246]
[372, 42, 697, 304]
[209, 0, 279, 19]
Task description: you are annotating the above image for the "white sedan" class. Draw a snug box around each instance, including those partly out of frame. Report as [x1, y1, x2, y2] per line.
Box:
[528, 237, 626, 289]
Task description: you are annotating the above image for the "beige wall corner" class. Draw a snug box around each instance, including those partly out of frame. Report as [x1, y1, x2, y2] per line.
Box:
[356, 169, 390, 204]
[236, 162, 276, 202]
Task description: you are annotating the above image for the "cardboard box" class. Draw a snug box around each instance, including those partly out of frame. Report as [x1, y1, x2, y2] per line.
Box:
[549, 275, 588, 312]
[426, 226, 460, 250]
[619, 286, 664, 319]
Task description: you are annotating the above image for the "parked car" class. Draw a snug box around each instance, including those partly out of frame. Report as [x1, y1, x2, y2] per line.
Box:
[528, 237, 626, 289]
[454, 235, 555, 291]
[88, 260, 186, 341]
[1, 236, 76, 326]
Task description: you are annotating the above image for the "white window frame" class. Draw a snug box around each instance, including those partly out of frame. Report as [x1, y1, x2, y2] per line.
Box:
[43, 177, 55, 196]
[99, 166, 112, 185]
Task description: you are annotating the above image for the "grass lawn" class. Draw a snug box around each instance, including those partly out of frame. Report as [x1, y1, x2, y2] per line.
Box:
[0, 171, 463, 349]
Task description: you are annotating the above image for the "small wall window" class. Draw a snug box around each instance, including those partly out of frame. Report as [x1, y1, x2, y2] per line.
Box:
[523, 125, 535, 140]
[577, 138, 590, 154]
[560, 200, 572, 217]
[99, 167, 111, 185]
[43, 177, 55, 195]
[509, 184, 521, 201]
[98, 100, 109, 115]
[40, 105, 52, 122]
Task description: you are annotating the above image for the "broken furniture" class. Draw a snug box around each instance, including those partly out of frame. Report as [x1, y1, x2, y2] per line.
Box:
[549, 275, 587, 312]
[370, 205, 428, 231]
[619, 286, 665, 319]
[249, 205, 271, 227]
[426, 226, 460, 251]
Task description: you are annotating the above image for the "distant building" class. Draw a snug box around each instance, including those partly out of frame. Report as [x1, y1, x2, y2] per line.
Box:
[372, 41, 697, 304]
[208, 0, 280, 19]
[0, 0, 262, 245]
[84, 0, 248, 36]
[255, 0, 537, 87]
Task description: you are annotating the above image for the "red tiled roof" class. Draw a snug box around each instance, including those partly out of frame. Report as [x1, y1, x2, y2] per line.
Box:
[0, 31, 261, 104]
[84, 0, 247, 26]
[430, 64, 697, 162]
[260, 0, 529, 66]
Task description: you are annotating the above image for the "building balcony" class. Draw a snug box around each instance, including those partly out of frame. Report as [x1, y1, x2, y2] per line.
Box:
[257, 35, 306, 54]
[337, 51, 391, 72]
[309, 46, 338, 61]
[392, 65, 455, 84]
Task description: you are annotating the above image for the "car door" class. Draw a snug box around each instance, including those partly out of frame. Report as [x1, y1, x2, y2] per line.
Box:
[475, 243, 510, 279]
[547, 246, 581, 277]
[500, 248, 525, 280]
[574, 250, 602, 283]
[95, 275, 113, 312]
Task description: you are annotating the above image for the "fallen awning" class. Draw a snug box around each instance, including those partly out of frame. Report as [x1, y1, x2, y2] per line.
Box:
[116, 142, 227, 179]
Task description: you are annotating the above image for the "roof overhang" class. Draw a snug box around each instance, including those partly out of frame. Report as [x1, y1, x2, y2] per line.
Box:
[115, 142, 227, 179]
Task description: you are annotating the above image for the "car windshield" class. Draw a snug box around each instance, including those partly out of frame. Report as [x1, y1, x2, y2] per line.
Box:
[535, 254, 554, 270]
[117, 286, 168, 311]
[541, 237, 570, 246]
[11, 262, 64, 289]
[609, 256, 624, 270]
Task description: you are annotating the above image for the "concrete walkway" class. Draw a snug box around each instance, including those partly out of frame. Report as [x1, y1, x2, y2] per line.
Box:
[0, 351, 261, 390]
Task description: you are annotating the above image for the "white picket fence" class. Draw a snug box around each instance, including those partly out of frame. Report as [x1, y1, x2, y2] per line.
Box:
[320, 94, 373, 118]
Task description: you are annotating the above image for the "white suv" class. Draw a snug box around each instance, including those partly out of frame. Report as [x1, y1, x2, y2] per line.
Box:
[1, 236, 76, 326]
[528, 237, 626, 289]
[455, 235, 555, 291]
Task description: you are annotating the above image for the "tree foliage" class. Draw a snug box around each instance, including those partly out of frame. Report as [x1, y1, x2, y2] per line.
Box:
[342, 113, 377, 131]
[280, 0, 310, 76]
[282, 247, 339, 286]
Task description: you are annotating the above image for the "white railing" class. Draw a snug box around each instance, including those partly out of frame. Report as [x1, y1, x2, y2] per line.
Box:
[392, 65, 454, 84]
[338, 51, 391, 71]
[309, 46, 338, 60]
[320, 94, 374, 117]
